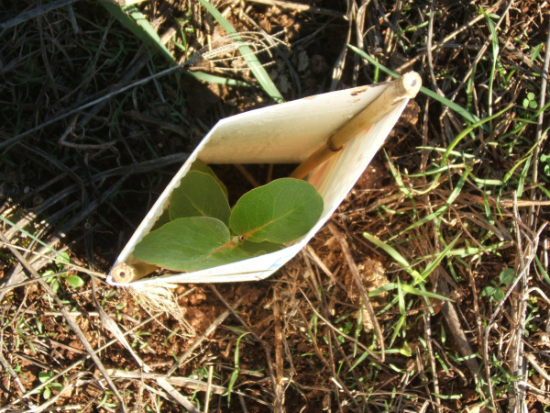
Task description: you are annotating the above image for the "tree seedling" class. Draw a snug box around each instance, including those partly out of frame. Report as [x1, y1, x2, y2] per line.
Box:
[132, 160, 324, 272]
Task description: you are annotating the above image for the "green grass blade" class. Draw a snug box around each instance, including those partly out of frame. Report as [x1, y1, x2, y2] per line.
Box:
[384, 150, 417, 219]
[397, 279, 406, 315]
[400, 284, 452, 301]
[480, 7, 500, 116]
[418, 234, 461, 284]
[350, 351, 370, 371]
[421, 242, 506, 259]
[196, 0, 284, 103]
[101, 2, 250, 88]
[347, 44, 481, 125]
[414, 105, 512, 196]
[368, 282, 398, 297]
[100, 2, 175, 63]
[390, 168, 470, 240]
[406, 164, 467, 177]
[0, 215, 62, 259]
[186, 71, 250, 87]
[482, 190, 495, 225]
[517, 155, 531, 198]
[535, 256, 550, 286]
[363, 233, 422, 281]
[416, 147, 476, 159]
[389, 314, 406, 347]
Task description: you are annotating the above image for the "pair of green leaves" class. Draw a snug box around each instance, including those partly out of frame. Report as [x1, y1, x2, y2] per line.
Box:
[133, 160, 324, 271]
[481, 268, 515, 302]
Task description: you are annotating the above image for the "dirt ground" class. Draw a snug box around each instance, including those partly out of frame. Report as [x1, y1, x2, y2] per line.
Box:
[1, 0, 550, 412]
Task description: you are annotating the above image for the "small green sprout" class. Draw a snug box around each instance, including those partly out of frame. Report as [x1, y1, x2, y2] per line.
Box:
[225, 332, 250, 405]
[522, 92, 537, 109]
[65, 275, 85, 288]
[43, 270, 60, 292]
[481, 268, 515, 302]
[38, 371, 64, 400]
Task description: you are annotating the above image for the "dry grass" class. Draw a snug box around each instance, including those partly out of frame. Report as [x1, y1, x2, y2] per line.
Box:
[1, 0, 549, 412]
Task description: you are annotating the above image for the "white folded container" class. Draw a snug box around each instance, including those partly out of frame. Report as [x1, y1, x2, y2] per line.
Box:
[107, 73, 421, 286]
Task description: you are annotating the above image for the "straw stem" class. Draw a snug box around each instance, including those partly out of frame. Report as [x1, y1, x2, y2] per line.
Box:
[111, 261, 158, 284]
[290, 72, 422, 179]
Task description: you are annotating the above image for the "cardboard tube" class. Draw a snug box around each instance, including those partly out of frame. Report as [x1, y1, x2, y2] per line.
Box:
[111, 261, 158, 284]
[290, 72, 422, 179]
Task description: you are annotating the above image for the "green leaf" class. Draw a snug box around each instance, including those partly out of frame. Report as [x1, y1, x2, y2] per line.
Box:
[178, 243, 254, 271]
[50, 383, 64, 392]
[481, 286, 496, 297]
[39, 371, 54, 383]
[151, 208, 171, 231]
[56, 252, 71, 264]
[134, 217, 229, 269]
[43, 387, 51, 400]
[238, 240, 284, 255]
[170, 171, 231, 225]
[66, 275, 85, 289]
[51, 280, 60, 292]
[499, 268, 515, 286]
[230, 178, 323, 244]
[493, 288, 505, 301]
[190, 159, 228, 198]
[134, 217, 258, 271]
